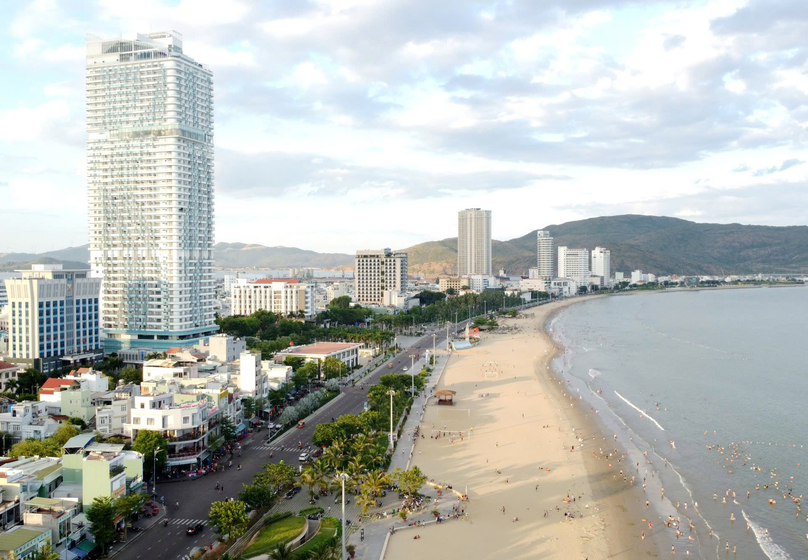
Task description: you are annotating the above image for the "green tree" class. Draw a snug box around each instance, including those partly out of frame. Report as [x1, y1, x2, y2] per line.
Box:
[391, 466, 427, 496]
[145, 352, 167, 360]
[238, 483, 275, 511]
[86, 496, 116, 551]
[321, 357, 344, 381]
[269, 542, 294, 560]
[51, 424, 80, 447]
[119, 365, 142, 384]
[7, 439, 52, 458]
[115, 493, 147, 520]
[311, 422, 342, 448]
[17, 368, 46, 395]
[283, 356, 306, 371]
[299, 467, 321, 500]
[445, 287, 457, 296]
[132, 430, 169, 475]
[417, 291, 446, 306]
[30, 540, 59, 560]
[253, 462, 297, 494]
[299, 361, 320, 382]
[220, 417, 237, 442]
[328, 296, 352, 309]
[209, 499, 249, 538]
[242, 397, 256, 419]
[67, 417, 87, 430]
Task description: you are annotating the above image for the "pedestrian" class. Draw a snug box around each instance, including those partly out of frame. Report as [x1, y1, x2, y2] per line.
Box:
[502, 506, 505, 514]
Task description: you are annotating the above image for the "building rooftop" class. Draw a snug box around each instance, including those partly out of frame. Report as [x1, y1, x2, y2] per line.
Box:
[288, 342, 362, 356]
[0, 362, 19, 371]
[0, 527, 48, 551]
[40, 378, 79, 395]
[251, 279, 300, 284]
[62, 434, 95, 451]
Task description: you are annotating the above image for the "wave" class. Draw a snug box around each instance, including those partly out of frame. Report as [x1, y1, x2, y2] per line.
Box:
[614, 390, 665, 431]
[741, 509, 792, 560]
[588, 368, 601, 379]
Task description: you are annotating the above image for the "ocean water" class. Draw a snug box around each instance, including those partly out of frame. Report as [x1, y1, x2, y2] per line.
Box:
[550, 287, 808, 560]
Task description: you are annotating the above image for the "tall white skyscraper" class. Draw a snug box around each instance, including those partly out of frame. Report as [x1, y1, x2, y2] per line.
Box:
[458, 208, 492, 276]
[536, 230, 553, 280]
[557, 247, 590, 286]
[86, 31, 217, 352]
[591, 247, 611, 285]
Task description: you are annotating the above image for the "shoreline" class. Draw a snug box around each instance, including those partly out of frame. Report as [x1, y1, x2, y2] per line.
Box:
[383, 296, 660, 560]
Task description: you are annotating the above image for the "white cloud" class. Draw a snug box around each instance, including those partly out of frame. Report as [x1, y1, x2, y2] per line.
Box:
[0, 100, 71, 142]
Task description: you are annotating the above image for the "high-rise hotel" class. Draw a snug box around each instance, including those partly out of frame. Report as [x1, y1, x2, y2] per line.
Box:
[86, 31, 217, 352]
[457, 208, 492, 276]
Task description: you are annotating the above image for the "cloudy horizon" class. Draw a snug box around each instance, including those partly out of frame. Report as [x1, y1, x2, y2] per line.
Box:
[1, 0, 807, 254]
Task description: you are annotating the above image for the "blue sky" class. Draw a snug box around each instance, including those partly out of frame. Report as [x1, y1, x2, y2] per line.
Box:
[2, 0, 807, 254]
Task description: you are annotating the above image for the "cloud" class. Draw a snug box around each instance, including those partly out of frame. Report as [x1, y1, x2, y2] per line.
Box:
[752, 158, 804, 176]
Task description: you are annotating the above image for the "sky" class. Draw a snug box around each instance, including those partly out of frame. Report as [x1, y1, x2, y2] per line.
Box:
[1, 0, 807, 254]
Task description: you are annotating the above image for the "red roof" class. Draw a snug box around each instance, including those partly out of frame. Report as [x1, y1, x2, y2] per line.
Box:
[42, 378, 78, 390]
[167, 347, 182, 354]
[68, 367, 91, 375]
[0, 362, 20, 371]
[289, 342, 361, 356]
[252, 279, 300, 284]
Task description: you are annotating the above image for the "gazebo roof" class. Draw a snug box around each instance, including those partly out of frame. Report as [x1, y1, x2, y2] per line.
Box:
[434, 389, 456, 397]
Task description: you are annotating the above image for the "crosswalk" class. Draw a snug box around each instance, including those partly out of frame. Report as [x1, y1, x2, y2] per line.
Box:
[254, 444, 309, 453]
[168, 518, 208, 526]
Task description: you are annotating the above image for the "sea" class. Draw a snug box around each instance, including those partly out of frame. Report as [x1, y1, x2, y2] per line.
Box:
[549, 287, 808, 560]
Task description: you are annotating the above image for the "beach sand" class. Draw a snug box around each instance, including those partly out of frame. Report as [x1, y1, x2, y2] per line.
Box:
[383, 297, 660, 560]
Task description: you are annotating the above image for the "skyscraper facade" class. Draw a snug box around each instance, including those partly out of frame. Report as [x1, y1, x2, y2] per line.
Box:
[536, 230, 553, 279]
[86, 31, 217, 352]
[354, 249, 408, 306]
[457, 209, 492, 276]
[557, 246, 590, 286]
[591, 247, 612, 285]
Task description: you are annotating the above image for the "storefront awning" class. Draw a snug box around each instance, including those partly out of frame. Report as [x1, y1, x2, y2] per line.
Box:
[68, 546, 89, 559]
[166, 457, 199, 466]
[236, 422, 247, 432]
[76, 540, 96, 553]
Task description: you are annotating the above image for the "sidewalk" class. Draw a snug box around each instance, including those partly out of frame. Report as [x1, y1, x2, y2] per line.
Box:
[349, 351, 463, 560]
[108, 502, 167, 558]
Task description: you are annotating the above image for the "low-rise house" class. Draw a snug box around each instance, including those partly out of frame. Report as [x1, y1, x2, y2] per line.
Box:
[0, 362, 21, 394]
[0, 526, 53, 559]
[22, 497, 84, 555]
[0, 457, 64, 528]
[143, 358, 202, 382]
[276, 342, 362, 370]
[0, 402, 50, 440]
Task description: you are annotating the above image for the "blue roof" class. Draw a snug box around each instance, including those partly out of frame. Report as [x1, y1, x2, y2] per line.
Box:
[63, 434, 95, 450]
[452, 341, 473, 351]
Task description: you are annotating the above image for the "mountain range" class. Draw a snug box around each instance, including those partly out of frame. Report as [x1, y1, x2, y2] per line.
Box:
[4, 215, 808, 276]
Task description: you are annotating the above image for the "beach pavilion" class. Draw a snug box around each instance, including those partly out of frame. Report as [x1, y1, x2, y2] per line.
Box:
[435, 389, 456, 406]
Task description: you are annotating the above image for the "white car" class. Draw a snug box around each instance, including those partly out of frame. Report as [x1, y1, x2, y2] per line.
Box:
[299, 453, 311, 462]
[403, 367, 408, 372]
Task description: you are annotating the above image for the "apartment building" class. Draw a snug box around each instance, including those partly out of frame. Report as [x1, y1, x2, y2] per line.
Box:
[354, 249, 408, 306]
[591, 247, 611, 286]
[0, 362, 21, 393]
[458, 208, 492, 276]
[86, 31, 218, 352]
[231, 280, 315, 318]
[195, 334, 246, 363]
[4, 265, 102, 374]
[438, 277, 465, 293]
[536, 230, 553, 279]
[557, 247, 590, 286]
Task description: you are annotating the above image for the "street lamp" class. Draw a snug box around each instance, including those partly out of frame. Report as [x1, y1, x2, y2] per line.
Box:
[387, 390, 396, 444]
[340, 472, 351, 560]
[153, 447, 162, 499]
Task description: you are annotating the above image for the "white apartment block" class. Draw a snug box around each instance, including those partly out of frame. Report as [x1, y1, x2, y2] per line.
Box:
[86, 31, 217, 353]
[143, 358, 201, 381]
[558, 247, 590, 286]
[591, 247, 611, 286]
[231, 279, 315, 318]
[124, 393, 210, 468]
[326, 282, 351, 303]
[4, 265, 102, 375]
[536, 230, 553, 279]
[0, 401, 51, 439]
[458, 208, 492, 276]
[195, 334, 246, 363]
[354, 249, 408, 306]
[466, 274, 499, 292]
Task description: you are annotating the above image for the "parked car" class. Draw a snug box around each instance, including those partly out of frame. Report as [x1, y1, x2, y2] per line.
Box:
[299, 452, 311, 463]
[388, 363, 393, 369]
[186, 523, 204, 536]
[403, 367, 408, 372]
[284, 490, 295, 500]
[297, 420, 306, 428]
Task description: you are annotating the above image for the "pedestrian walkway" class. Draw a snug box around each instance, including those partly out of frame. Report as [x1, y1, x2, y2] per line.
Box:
[253, 444, 302, 452]
[166, 518, 209, 526]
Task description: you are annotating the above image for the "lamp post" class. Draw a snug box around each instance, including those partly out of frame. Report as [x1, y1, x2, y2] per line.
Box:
[341, 472, 351, 560]
[387, 390, 396, 444]
[153, 447, 162, 499]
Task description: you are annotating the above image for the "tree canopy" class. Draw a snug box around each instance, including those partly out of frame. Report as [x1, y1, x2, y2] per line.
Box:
[209, 499, 249, 538]
[86, 497, 116, 550]
[132, 430, 169, 474]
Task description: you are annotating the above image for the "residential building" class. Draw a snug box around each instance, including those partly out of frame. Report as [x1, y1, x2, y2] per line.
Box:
[0, 307, 9, 333]
[86, 31, 218, 353]
[631, 270, 644, 284]
[0, 283, 7, 309]
[277, 342, 362, 370]
[519, 278, 547, 292]
[195, 334, 246, 363]
[63, 368, 109, 393]
[588, 275, 605, 289]
[4, 265, 102, 375]
[122, 394, 210, 470]
[0, 457, 65, 529]
[615, 271, 625, 282]
[58, 435, 144, 509]
[22, 497, 84, 555]
[0, 362, 21, 394]
[354, 249, 408, 306]
[591, 247, 611, 286]
[547, 278, 577, 297]
[231, 280, 315, 318]
[438, 277, 464, 293]
[143, 358, 201, 381]
[326, 282, 350, 303]
[0, 527, 53, 559]
[466, 275, 499, 292]
[557, 247, 590, 286]
[94, 389, 133, 437]
[0, 401, 52, 440]
[458, 208, 492, 276]
[536, 230, 553, 279]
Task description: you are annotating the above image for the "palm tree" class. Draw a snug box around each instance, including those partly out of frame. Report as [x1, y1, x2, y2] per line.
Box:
[346, 456, 365, 478]
[269, 542, 293, 560]
[322, 446, 344, 471]
[355, 490, 376, 517]
[311, 460, 331, 495]
[300, 468, 318, 500]
[307, 541, 335, 560]
[353, 434, 373, 461]
[361, 469, 388, 498]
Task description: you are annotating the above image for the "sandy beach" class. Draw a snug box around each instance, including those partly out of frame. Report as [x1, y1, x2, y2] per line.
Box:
[384, 297, 660, 560]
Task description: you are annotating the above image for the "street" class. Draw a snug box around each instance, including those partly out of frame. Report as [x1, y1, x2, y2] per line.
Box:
[113, 322, 467, 560]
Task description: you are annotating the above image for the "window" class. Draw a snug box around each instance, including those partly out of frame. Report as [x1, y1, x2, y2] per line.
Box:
[147, 418, 155, 426]
[183, 416, 190, 424]
[133, 417, 140, 425]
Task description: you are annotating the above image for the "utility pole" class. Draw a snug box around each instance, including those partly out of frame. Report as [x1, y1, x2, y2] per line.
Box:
[409, 354, 416, 396]
[387, 390, 396, 444]
[432, 333, 436, 359]
[341, 472, 351, 560]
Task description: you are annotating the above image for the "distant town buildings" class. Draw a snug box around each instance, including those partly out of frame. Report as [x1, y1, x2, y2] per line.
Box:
[86, 31, 218, 353]
[354, 249, 408, 306]
[536, 230, 554, 279]
[557, 247, 591, 286]
[231, 279, 315, 318]
[438, 276, 465, 293]
[458, 208, 492, 276]
[276, 342, 363, 370]
[4, 265, 102, 375]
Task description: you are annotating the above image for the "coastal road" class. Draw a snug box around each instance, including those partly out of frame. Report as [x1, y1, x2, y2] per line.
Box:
[114, 322, 467, 560]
